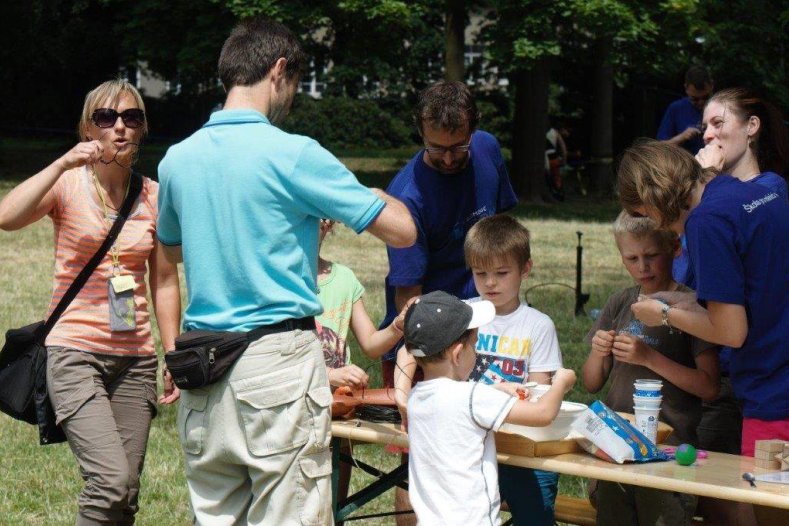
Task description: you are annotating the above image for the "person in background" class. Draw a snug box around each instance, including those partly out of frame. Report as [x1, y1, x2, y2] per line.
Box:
[657, 65, 713, 155]
[0, 79, 181, 525]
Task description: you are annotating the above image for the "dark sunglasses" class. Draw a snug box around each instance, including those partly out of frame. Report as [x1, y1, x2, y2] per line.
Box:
[91, 108, 146, 129]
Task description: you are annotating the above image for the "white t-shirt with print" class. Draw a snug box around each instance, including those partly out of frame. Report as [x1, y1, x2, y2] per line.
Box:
[408, 378, 516, 526]
[468, 299, 563, 385]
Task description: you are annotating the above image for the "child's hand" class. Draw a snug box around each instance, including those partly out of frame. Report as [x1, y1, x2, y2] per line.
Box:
[612, 333, 653, 367]
[630, 297, 664, 327]
[591, 329, 616, 356]
[494, 382, 530, 400]
[552, 368, 577, 393]
[392, 297, 418, 333]
[327, 365, 369, 389]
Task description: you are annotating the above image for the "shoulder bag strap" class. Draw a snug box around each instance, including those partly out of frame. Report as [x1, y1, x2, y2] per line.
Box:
[37, 172, 144, 341]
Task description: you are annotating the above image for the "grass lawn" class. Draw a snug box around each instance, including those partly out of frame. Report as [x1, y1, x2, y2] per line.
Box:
[0, 144, 630, 525]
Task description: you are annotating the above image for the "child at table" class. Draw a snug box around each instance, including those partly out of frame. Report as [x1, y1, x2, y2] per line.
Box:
[397, 215, 565, 526]
[582, 210, 719, 525]
[317, 218, 406, 388]
[403, 290, 576, 525]
[317, 219, 407, 503]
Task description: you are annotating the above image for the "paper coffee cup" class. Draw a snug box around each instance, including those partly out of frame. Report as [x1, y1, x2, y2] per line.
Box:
[634, 407, 660, 444]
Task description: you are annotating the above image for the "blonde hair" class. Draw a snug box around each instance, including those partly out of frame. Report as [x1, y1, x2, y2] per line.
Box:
[78, 79, 147, 141]
[617, 140, 714, 228]
[465, 214, 531, 270]
[612, 210, 677, 252]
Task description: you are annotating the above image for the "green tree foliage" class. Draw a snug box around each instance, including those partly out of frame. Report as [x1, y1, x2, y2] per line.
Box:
[697, 0, 789, 109]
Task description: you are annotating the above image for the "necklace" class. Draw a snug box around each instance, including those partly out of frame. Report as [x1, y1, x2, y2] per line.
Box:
[92, 167, 131, 219]
[92, 166, 131, 276]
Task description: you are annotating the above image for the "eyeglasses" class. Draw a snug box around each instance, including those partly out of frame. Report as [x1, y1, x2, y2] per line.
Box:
[91, 108, 146, 129]
[424, 143, 471, 157]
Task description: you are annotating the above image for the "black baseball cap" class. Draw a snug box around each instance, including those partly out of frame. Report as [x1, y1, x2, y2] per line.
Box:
[404, 291, 496, 357]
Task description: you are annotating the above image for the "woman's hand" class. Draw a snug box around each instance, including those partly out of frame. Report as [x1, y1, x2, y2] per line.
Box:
[695, 141, 725, 173]
[159, 367, 181, 404]
[612, 334, 654, 367]
[631, 297, 665, 327]
[58, 140, 104, 171]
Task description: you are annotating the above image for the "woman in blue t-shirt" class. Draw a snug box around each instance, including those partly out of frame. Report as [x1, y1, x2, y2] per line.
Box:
[616, 141, 789, 462]
[696, 87, 788, 198]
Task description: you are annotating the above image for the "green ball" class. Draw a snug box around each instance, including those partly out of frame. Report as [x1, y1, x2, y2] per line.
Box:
[675, 443, 698, 466]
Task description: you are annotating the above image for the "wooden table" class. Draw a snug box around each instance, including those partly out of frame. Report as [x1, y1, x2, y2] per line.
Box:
[331, 419, 789, 520]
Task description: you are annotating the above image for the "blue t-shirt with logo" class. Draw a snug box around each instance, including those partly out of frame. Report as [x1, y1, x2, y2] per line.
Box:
[380, 130, 518, 360]
[157, 109, 384, 331]
[685, 175, 789, 419]
[657, 97, 704, 154]
[676, 171, 788, 373]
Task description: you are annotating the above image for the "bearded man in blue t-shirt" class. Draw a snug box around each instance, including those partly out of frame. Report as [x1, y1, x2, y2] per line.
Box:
[378, 80, 518, 525]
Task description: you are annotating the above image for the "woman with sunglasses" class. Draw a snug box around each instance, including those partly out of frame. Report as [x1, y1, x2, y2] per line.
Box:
[0, 79, 180, 525]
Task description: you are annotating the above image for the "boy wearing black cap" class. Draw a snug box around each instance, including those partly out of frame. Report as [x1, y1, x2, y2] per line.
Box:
[403, 291, 576, 525]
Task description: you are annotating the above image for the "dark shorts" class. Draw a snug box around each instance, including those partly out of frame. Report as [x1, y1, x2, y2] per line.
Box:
[697, 376, 743, 454]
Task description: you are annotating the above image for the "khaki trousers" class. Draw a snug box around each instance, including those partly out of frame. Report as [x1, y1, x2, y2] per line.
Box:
[178, 328, 334, 526]
[47, 347, 158, 526]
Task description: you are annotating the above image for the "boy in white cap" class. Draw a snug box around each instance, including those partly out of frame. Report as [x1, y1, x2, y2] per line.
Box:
[403, 291, 576, 525]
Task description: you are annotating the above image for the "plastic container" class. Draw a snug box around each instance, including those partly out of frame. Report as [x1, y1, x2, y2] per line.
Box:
[528, 384, 551, 401]
[500, 401, 588, 441]
[633, 395, 662, 409]
[633, 380, 662, 398]
[634, 406, 661, 443]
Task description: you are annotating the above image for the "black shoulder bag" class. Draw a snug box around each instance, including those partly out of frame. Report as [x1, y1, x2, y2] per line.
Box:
[0, 173, 142, 445]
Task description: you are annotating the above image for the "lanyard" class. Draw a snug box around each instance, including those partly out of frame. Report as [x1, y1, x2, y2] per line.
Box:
[92, 168, 130, 276]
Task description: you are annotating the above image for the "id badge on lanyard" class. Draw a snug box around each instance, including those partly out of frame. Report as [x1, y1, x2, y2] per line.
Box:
[108, 245, 137, 331]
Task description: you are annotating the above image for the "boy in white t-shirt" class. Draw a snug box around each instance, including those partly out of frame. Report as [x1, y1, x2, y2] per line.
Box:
[463, 214, 563, 526]
[403, 291, 576, 526]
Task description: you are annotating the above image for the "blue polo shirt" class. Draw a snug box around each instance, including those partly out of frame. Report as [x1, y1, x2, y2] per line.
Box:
[157, 109, 384, 331]
[380, 130, 518, 360]
[657, 97, 704, 154]
[685, 175, 789, 420]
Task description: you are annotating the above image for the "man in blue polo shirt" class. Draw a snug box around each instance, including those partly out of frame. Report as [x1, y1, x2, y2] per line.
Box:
[379, 80, 517, 525]
[156, 18, 415, 526]
[657, 65, 714, 155]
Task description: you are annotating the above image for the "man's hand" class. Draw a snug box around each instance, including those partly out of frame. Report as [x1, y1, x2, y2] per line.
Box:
[612, 333, 653, 367]
[679, 126, 701, 143]
[159, 367, 181, 404]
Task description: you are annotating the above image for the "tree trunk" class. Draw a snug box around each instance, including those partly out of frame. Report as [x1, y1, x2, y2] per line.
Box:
[511, 61, 550, 202]
[589, 39, 614, 194]
[444, 0, 465, 81]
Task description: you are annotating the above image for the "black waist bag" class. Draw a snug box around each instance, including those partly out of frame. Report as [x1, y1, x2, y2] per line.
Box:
[165, 331, 250, 390]
[165, 317, 316, 390]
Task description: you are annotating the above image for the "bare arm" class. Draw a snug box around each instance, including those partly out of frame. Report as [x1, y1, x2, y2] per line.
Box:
[159, 243, 183, 264]
[663, 127, 701, 147]
[528, 371, 553, 384]
[582, 330, 615, 393]
[364, 189, 416, 248]
[150, 241, 182, 404]
[393, 346, 417, 422]
[349, 298, 404, 358]
[0, 141, 103, 230]
[631, 298, 747, 348]
[505, 368, 576, 427]
[611, 334, 720, 401]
